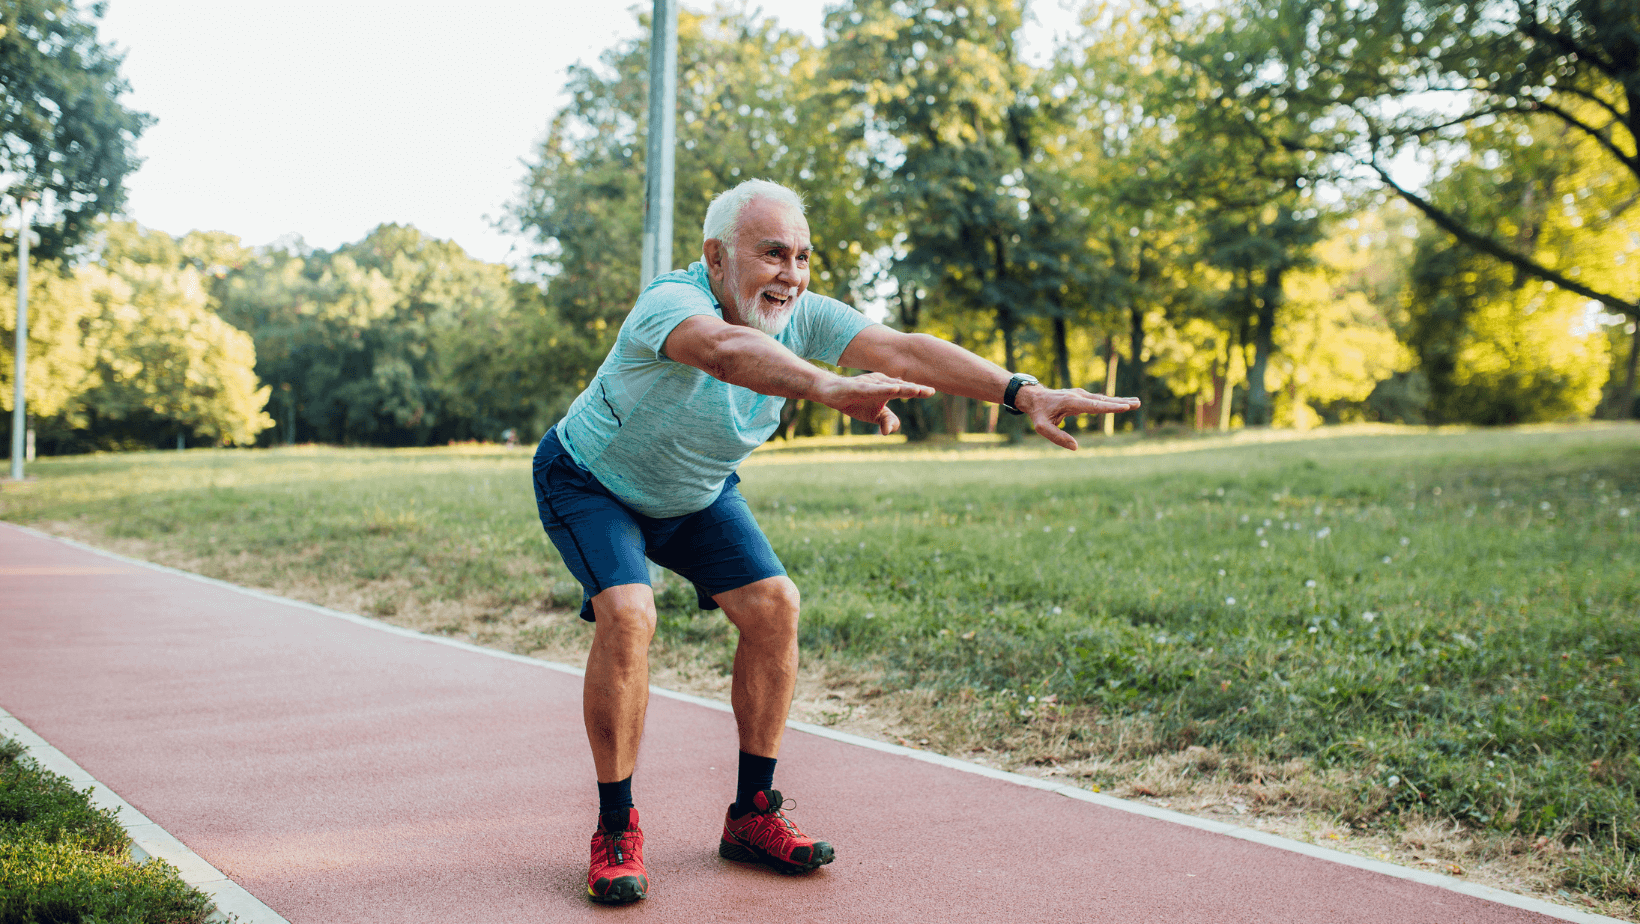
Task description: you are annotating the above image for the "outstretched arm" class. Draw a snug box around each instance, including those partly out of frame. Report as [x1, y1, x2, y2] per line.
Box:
[838, 324, 1139, 450]
[663, 315, 935, 435]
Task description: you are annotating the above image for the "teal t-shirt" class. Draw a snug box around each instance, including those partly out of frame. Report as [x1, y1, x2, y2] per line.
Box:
[556, 261, 875, 518]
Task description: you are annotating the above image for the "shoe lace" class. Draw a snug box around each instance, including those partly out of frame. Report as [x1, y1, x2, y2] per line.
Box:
[748, 797, 805, 849]
[599, 827, 638, 867]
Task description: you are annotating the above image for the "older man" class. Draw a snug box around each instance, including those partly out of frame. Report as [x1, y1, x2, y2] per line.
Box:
[533, 179, 1138, 904]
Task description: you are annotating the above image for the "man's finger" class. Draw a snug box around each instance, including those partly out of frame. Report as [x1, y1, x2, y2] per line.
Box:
[1037, 420, 1079, 450]
[868, 381, 935, 399]
[1079, 397, 1140, 414]
[878, 407, 901, 435]
[855, 373, 935, 399]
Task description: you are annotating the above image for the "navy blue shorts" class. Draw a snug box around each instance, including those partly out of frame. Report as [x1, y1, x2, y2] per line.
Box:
[532, 427, 786, 622]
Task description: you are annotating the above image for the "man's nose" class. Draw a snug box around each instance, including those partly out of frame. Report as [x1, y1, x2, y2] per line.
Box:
[776, 256, 803, 282]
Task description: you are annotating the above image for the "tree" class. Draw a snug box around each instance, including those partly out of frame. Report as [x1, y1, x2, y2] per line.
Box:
[73, 259, 272, 447]
[14, 223, 272, 450]
[508, 8, 869, 430]
[825, 0, 1103, 439]
[219, 224, 516, 445]
[0, 254, 93, 423]
[0, 0, 151, 259]
[1268, 218, 1411, 425]
[1172, 0, 1640, 414]
[1055, 1, 1205, 432]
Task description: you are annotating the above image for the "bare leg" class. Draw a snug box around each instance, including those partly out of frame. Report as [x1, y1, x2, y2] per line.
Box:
[714, 577, 801, 758]
[583, 583, 658, 783]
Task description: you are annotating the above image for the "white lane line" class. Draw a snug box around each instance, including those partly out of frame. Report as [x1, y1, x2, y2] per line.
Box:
[0, 706, 288, 924]
[4, 522, 1624, 924]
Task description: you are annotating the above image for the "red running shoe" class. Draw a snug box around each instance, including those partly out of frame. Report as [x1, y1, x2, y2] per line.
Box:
[587, 809, 648, 904]
[719, 789, 835, 874]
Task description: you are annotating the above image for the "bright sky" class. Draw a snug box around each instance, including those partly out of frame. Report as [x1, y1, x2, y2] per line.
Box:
[96, 1, 1082, 268]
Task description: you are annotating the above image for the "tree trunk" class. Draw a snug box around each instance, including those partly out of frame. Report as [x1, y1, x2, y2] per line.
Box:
[776, 398, 801, 440]
[1128, 304, 1147, 432]
[944, 394, 968, 435]
[1052, 315, 1076, 431]
[1000, 308, 1025, 444]
[1219, 329, 1237, 431]
[1246, 265, 1282, 427]
[1103, 335, 1119, 436]
[1622, 321, 1640, 419]
[1201, 345, 1222, 431]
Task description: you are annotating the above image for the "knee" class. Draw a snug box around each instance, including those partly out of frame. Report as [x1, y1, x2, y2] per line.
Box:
[592, 589, 657, 650]
[767, 577, 801, 626]
[739, 577, 801, 643]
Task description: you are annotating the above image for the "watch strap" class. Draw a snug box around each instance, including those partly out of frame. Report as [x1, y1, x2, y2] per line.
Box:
[1002, 373, 1038, 416]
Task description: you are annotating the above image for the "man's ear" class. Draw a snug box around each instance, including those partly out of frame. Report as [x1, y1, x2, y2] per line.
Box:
[703, 239, 726, 279]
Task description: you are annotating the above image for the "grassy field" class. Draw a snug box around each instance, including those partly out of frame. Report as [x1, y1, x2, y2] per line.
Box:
[2, 423, 1636, 916]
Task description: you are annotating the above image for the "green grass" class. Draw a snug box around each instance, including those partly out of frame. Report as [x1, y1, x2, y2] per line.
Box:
[3, 423, 1637, 906]
[0, 738, 215, 924]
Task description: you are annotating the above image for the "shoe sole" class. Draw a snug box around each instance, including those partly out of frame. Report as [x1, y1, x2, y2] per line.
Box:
[588, 874, 648, 904]
[719, 837, 835, 874]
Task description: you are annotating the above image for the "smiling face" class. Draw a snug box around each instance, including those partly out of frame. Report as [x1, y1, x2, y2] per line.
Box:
[705, 194, 811, 338]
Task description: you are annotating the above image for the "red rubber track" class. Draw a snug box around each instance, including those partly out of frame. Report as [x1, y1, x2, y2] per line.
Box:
[0, 523, 1572, 923]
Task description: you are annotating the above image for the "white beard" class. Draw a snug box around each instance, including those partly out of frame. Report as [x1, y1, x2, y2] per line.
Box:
[736, 286, 798, 338]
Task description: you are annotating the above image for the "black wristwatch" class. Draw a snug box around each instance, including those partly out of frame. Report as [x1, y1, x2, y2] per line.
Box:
[1002, 373, 1040, 415]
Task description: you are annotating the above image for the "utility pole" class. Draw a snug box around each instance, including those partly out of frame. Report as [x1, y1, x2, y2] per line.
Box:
[11, 193, 32, 481]
[639, 0, 678, 290]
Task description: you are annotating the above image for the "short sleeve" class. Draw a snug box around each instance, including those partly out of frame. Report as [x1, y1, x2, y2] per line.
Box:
[623, 274, 720, 360]
[786, 294, 875, 365]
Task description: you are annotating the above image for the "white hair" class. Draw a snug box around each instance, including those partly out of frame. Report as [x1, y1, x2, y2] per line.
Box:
[702, 179, 805, 256]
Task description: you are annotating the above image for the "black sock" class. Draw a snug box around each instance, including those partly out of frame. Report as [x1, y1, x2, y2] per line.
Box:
[598, 776, 634, 818]
[732, 751, 778, 817]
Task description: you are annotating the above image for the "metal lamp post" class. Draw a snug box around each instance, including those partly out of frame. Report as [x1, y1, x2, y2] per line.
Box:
[641, 0, 678, 587]
[11, 193, 31, 481]
[639, 0, 678, 290]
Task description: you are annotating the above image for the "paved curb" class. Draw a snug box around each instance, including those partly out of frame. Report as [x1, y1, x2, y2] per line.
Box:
[0, 706, 289, 924]
[4, 521, 1626, 924]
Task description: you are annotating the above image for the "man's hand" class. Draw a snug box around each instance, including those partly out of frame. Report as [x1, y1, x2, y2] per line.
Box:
[816, 372, 935, 435]
[1014, 387, 1140, 451]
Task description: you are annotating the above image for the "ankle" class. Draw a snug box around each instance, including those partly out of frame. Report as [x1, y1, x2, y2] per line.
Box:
[598, 776, 634, 817]
[734, 751, 778, 814]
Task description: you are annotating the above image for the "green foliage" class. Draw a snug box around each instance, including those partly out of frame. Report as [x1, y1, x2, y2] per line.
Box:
[0, 737, 212, 924]
[0, 744, 124, 853]
[0, 0, 152, 260]
[0, 839, 212, 924]
[0, 254, 96, 419]
[1403, 124, 1614, 424]
[1170, 0, 1637, 418]
[220, 224, 520, 445]
[823, 0, 1086, 387]
[488, 0, 1621, 437]
[19, 223, 275, 451]
[3, 223, 274, 453]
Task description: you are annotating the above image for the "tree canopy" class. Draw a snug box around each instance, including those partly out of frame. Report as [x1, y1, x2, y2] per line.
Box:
[0, 0, 150, 259]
